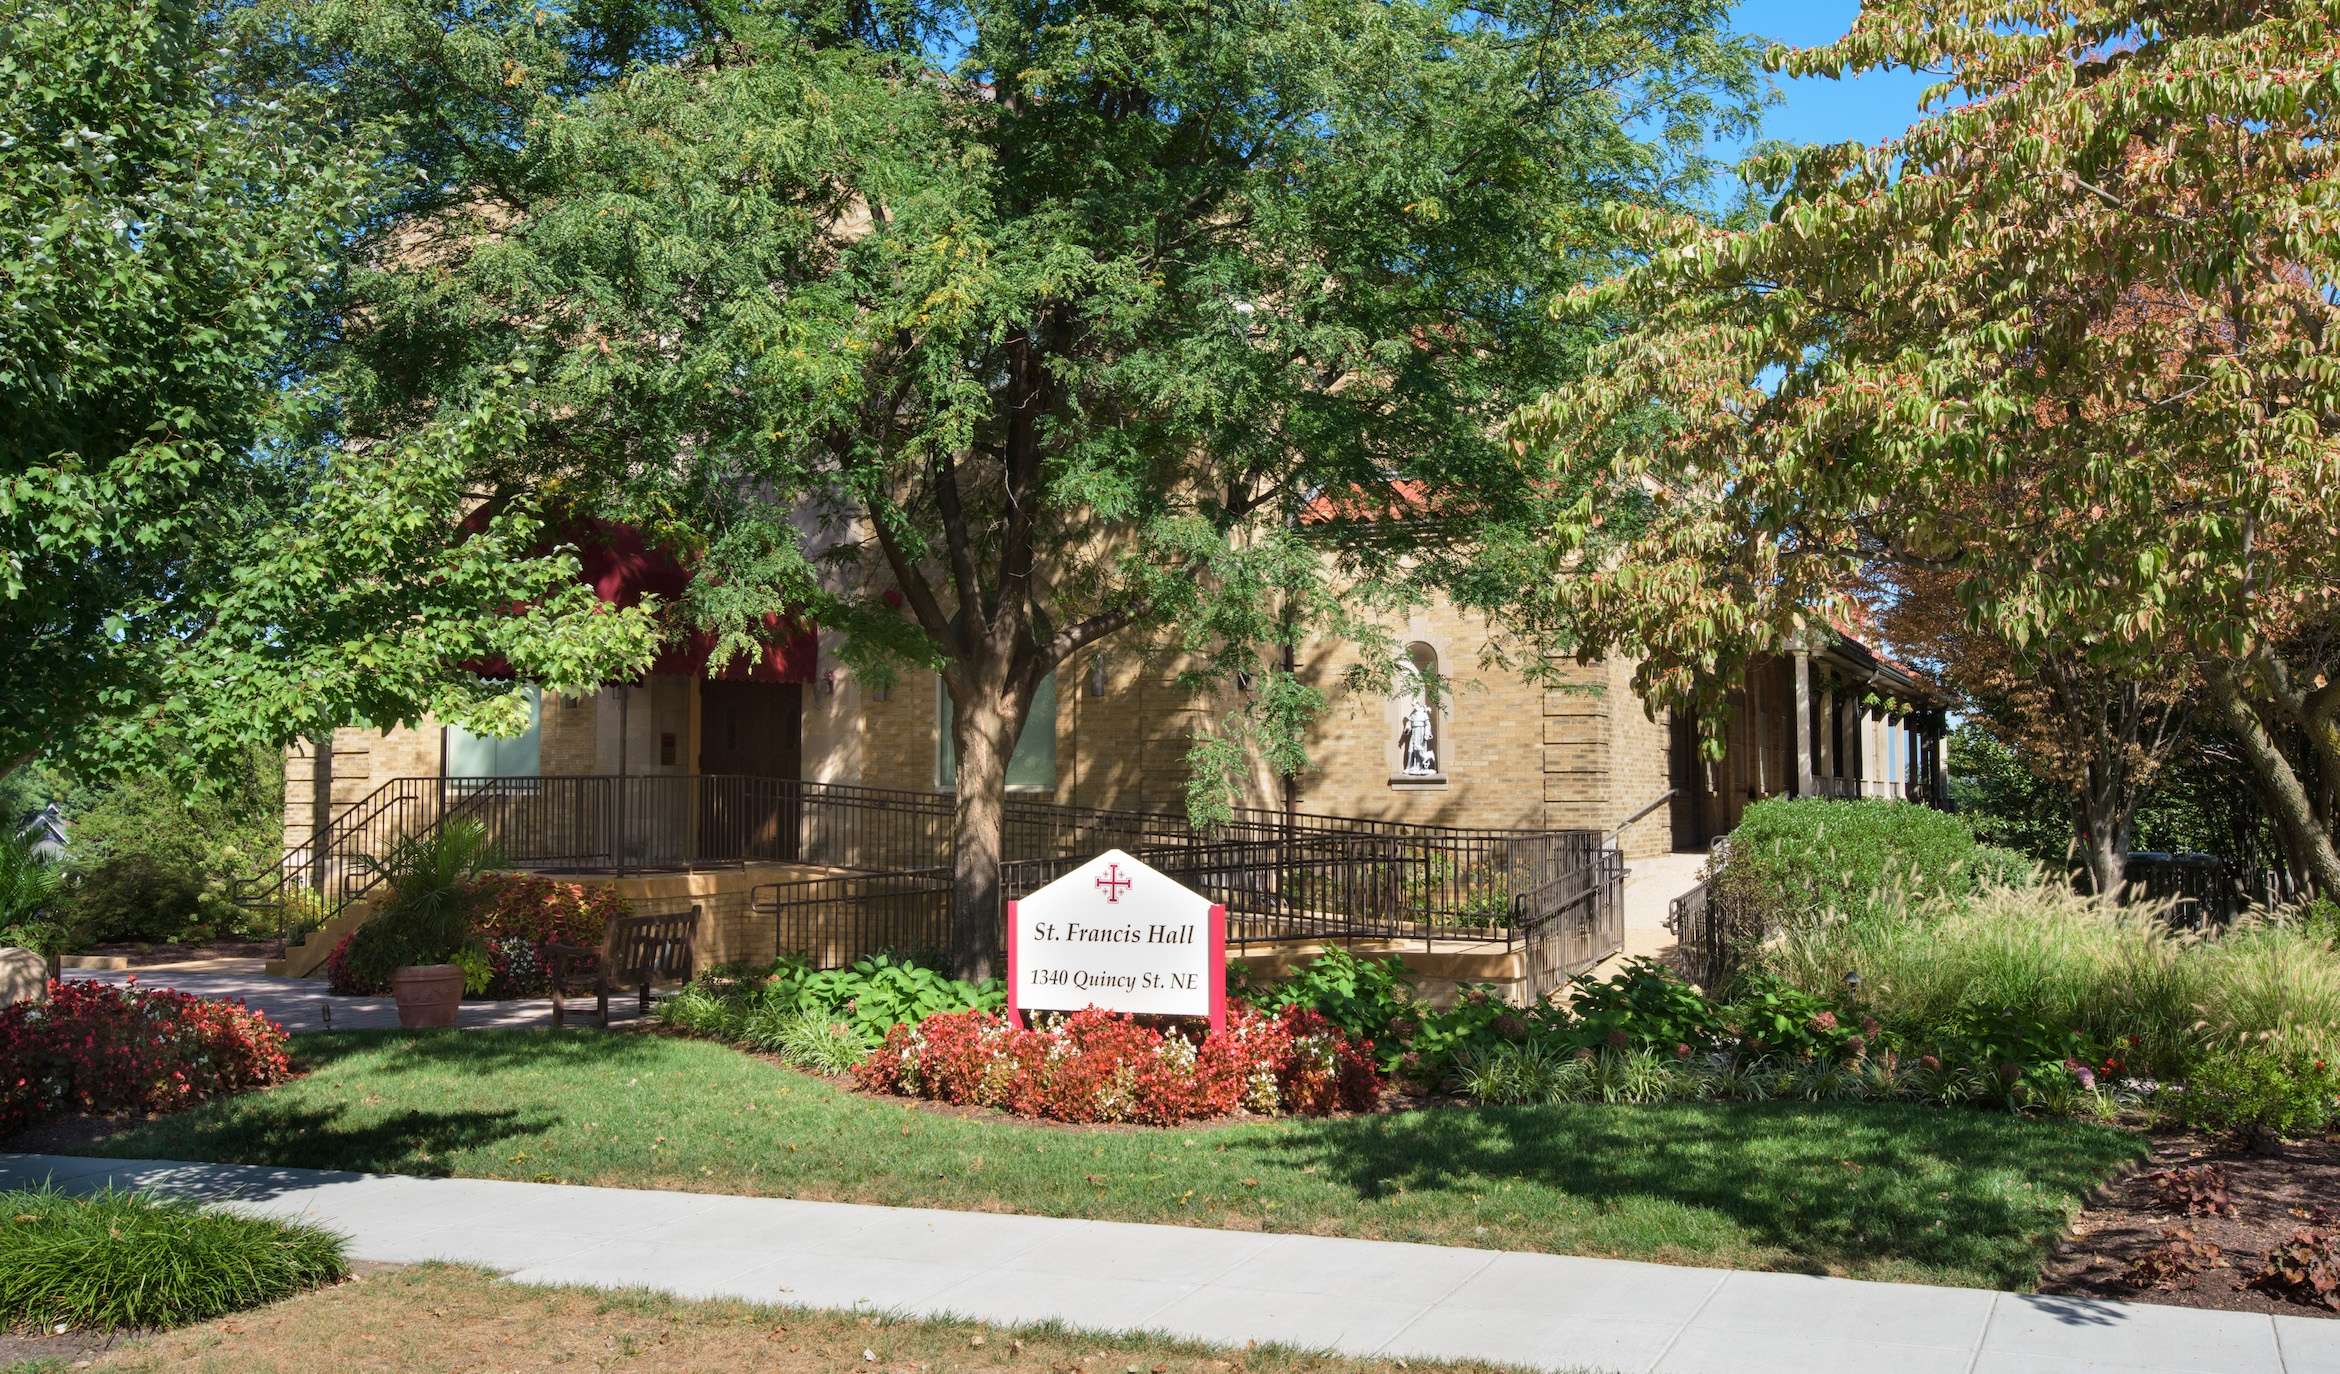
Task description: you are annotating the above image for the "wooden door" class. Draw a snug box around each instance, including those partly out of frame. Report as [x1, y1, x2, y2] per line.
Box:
[1668, 712, 1710, 853]
[697, 682, 802, 862]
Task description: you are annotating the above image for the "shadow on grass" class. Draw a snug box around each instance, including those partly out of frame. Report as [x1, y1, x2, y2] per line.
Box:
[58, 1031, 666, 1178]
[286, 1028, 678, 1078]
[1234, 1100, 2145, 1288]
[71, 1102, 554, 1180]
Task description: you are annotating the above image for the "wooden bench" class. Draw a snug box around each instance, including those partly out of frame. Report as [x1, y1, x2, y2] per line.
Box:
[546, 904, 699, 1028]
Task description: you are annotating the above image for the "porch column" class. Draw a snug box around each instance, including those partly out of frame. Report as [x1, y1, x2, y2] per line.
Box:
[1817, 680, 1835, 795]
[305, 736, 333, 891]
[1791, 650, 1815, 798]
[1837, 693, 1856, 798]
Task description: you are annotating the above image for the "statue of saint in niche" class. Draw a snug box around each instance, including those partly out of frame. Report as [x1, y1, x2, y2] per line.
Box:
[1399, 698, 1438, 776]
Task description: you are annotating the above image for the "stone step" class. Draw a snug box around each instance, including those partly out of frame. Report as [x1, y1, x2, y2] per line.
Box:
[263, 895, 381, 979]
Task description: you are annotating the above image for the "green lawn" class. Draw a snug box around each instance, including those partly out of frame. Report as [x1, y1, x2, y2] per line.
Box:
[57, 1030, 2144, 1290]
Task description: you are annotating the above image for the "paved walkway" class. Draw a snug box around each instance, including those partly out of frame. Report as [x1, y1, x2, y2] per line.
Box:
[63, 968, 646, 1032]
[4, 1153, 2326, 1374]
[1589, 852, 1709, 975]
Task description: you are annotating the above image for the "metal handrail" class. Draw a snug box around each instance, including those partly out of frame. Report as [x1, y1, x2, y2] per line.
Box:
[1603, 788, 1677, 846]
[239, 772, 1625, 966]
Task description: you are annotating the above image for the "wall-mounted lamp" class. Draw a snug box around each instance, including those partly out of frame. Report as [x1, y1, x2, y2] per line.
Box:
[818, 669, 838, 697]
[1085, 659, 1108, 698]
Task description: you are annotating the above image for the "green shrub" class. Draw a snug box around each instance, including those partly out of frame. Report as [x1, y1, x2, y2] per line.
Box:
[1708, 799, 2003, 985]
[45, 750, 281, 946]
[1720, 972, 1859, 1061]
[1396, 987, 1531, 1083]
[327, 820, 498, 994]
[657, 953, 1002, 1057]
[758, 1008, 868, 1074]
[1452, 1039, 1581, 1105]
[2165, 1041, 2340, 1145]
[2297, 898, 2340, 946]
[1454, 1043, 1711, 1106]
[0, 1187, 345, 1333]
[0, 830, 71, 955]
[1566, 958, 1728, 1054]
[653, 982, 750, 1040]
[1970, 845, 2042, 890]
[1237, 948, 1417, 1049]
[794, 954, 1003, 1047]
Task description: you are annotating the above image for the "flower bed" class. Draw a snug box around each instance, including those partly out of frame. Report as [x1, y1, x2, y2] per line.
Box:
[853, 1006, 1380, 1124]
[0, 977, 292, 1137]
[462, 874, 625, 997]
[328, 873, 624, 997]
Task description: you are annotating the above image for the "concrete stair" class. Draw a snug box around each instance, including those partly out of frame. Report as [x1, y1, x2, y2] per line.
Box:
[263, 897, 379, 979]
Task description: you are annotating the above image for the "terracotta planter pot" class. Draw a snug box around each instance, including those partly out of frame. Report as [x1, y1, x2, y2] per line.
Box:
[390, 963, 465, 1029]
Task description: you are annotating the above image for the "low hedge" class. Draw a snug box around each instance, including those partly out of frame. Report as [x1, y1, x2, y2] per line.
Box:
[1717, 798, 2012, 926]
[1698, 798, 2031, 988]
[0, 1186, 345, 1332]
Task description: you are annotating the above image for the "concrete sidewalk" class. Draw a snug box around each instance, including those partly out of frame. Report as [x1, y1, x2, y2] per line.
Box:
[5, 1153, 2329, 1374]
[63, 967, 647, 1032]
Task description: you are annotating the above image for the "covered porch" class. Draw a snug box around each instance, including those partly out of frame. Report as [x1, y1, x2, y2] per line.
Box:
[1667, 637, 1951, 851]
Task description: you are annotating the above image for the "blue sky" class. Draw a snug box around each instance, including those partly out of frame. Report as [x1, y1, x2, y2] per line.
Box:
[1717, 1, 1939, 161]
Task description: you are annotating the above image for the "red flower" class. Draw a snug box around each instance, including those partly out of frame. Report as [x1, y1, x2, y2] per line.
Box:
[0, 980, 291, 1137]
[853, 1006, 1378, 1125]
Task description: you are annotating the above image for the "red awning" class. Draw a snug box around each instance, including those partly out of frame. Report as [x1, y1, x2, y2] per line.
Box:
[467, 512, 818, 684]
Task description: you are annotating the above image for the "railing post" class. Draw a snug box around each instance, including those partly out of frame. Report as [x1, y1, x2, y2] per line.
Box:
[617, 775, 631, 876]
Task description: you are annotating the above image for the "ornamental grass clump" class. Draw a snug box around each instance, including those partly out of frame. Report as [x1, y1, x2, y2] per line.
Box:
[854, 1006, 1379, 1125]
[1765, 882, 2340, 1084]
[0, 1186, 346, 1333]
[0, 977, 292, 1137]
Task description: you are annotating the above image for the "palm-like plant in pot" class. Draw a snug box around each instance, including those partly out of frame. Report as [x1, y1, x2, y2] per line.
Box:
[344, 819, 498, 1028]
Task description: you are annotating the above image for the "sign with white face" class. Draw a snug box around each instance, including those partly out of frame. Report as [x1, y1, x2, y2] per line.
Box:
[1006, 849, 1225, 1029]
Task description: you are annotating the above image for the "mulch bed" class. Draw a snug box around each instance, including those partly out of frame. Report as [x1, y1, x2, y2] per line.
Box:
[2040, 1129, 2340, 1318]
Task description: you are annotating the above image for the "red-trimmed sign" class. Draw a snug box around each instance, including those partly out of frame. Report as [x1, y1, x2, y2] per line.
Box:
[1006, 849, 1225, 1032]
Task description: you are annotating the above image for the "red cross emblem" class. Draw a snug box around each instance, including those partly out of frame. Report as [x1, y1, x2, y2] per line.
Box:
[1094, 863, 1133, 903]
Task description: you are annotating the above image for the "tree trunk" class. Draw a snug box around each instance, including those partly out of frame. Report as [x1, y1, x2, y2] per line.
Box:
[2073, 766, 2130, 902]
[946, 683, 1025, 982]
[2211, 675, 2340, 899]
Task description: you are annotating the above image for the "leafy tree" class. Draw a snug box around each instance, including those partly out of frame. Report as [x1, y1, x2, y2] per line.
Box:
[1947, 724, 2071, 869]
[1521, 0, 2340, 896]
[1876, 563, 2188, 895]
[0, 0, 658, 782]
[246, 0, 1764, 974]
[43, 744, 282, 945]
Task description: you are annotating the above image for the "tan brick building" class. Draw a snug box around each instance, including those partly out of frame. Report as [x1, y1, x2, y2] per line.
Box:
[285, 580, 1948, 872]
